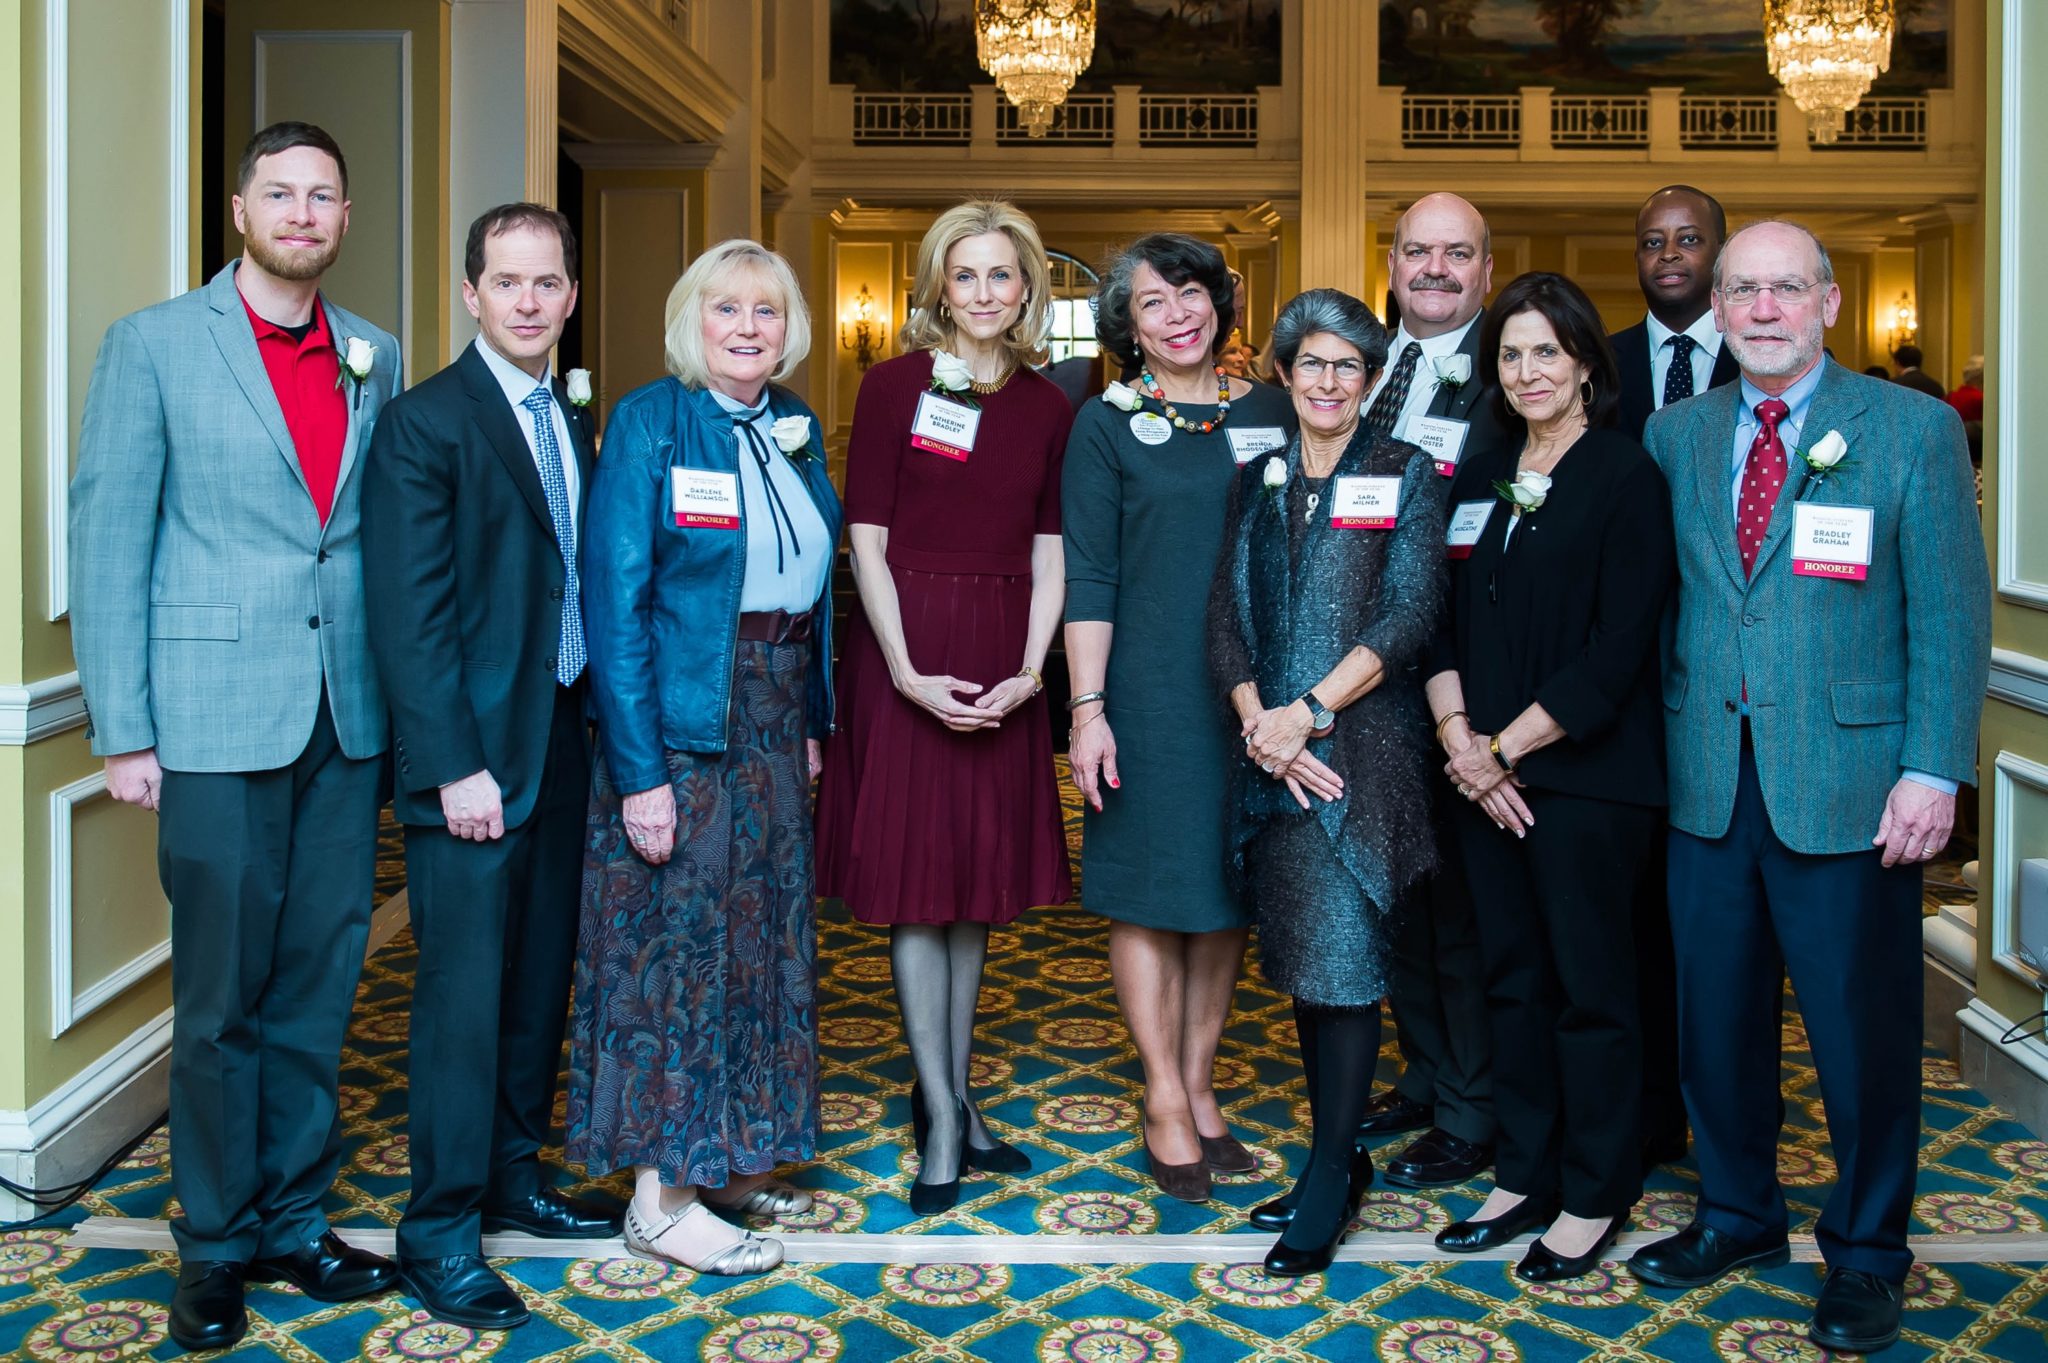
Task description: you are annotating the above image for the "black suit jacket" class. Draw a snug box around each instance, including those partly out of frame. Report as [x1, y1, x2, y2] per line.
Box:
[361, 343, 598, 829]
[1894, 368, 1947, 401]
[1609, 318, 1741, 443]
[1409, 307, 1509, 488]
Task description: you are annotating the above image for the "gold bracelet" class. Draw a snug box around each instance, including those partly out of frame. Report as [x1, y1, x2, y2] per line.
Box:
[1017, 665, 1043, 695]
[1067, 711, 1104, 744]
[1434, 710, 1468, 742]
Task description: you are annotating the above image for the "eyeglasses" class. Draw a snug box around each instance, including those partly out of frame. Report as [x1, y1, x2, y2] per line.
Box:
[1717, 279, 1820, 306]
[1292, 355, 1367, 382]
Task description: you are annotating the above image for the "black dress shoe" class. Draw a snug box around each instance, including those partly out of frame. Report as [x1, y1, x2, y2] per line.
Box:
[1355, 1089, 1434, 1139]
[396, 1253, 529, 1330]
[1810, 1267, 1903, 1353]
[1435, 1196, 1559, 1253]
[170, 1260, 248, 1353]
[910, 1096, 969, 1215]
[1381, 1129, 1493, 1189]
[1517, 1215, 1623, 1282]
[1631, 1221, 1790, 1289]
[1262, 1150, 1374, 1277]
[247, 1231, 398, 1302]
[480, 1186, 623, 1239]
[1247, 1191, 1298, 1232]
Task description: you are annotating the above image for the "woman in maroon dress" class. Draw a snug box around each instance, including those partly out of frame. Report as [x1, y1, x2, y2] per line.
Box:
[816, 200, 1072, 1214]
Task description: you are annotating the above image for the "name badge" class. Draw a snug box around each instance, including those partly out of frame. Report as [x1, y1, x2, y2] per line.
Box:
[1331, 475, 1402, 529]
[1409, 415, 1471, 476]
[910, 391, 981, 461]
[1445, 499, 1492, 559]
[1790, 501, 1874, 580]
[1226, 426, 1288, 465]
[1129, 412, 1173, 446]
[671, 467, 741, 529]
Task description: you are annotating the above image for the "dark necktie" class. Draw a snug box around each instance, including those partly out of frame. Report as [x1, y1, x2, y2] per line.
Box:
[1738, 398, 1790, 577]
[1663, 333, 1697, 408]
[735, 406, 802, 575]
[1363, 340, 1424, 440]
[520, 387, 584, 685]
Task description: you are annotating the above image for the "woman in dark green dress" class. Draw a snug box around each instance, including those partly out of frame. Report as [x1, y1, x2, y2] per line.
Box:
[1062, 234, 1296, 1204]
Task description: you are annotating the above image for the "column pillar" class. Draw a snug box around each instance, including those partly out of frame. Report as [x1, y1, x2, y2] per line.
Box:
[1296, 0, 1372, 295]
[703, 0, 762, 245]
[1902, 205, 1978, 388]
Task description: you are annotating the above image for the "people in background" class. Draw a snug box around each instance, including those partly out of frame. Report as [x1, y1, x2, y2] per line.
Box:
[69, 122, 399, 1353]
[1208, 288, 1445, 1273]
[1631, 220, 1990, 1356]
[1427, 272, 1675, 1282]
[816, 200, 1073, 1214]
[1063, 232, 1296, 1204]
[570, 240, 842, 1275]
[1890, 343, 1946, 400]
[1946, 354, 1984, 423]
[362, 203, 620, 1331]
[1357, 192, 1502, 1197]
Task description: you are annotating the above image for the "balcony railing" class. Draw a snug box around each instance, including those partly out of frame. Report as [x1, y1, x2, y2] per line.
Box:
[994, 93, 1114, 144]
[1400, 94, 1520, 147]
[852, 92, 971, 145]
[1551, 95, 1649, 148]
[1137, 93, 1258, 146]
[1679, 96, 1779, 149]
[1824, 97, 1929, 148]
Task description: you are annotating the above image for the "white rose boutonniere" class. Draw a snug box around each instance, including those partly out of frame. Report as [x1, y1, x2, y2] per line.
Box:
[1432, 353, 1472, 391]
[1101, 379, 1144, 412]
[1262, 454, 1288, 506]
[566, 368, 594, 407]
[1795, 429, 1852, 499]
[338, 336, 377, 410]
[1493, 468, 1552, 517]
[770, 414, 815, 461]
[929, 349, 975, 396]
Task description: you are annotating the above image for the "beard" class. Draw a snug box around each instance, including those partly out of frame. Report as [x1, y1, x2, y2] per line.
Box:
[245, 229, 342, 282]
[1727, 314, 1826, 378]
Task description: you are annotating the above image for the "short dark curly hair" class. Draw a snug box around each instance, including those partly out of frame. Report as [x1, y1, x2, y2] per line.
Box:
[1478, 271, 1621, 432]
[1092, 234, 1236, 370]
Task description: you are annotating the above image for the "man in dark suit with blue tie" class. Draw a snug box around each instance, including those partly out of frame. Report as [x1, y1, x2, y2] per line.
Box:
[1631, 220, 1990, 1354]
[362, 204, 621, 1330]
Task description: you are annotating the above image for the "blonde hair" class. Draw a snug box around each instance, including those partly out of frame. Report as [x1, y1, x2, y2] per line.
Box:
[663, 239, 812, 387]
[899, 200, 1053, 366]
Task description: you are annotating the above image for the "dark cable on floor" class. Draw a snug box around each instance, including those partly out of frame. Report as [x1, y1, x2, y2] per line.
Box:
[0, 1113, 167, 1232]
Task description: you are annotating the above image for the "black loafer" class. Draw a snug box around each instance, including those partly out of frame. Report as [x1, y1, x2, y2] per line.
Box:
[1435, 1196, 1559, 1253]
[396, 1253, 529, 1330]
[1517, 1216, 1623, 1282]
[1631, 1221, 1790, 1289]
[1810, 1267, 1903, 1354]
[479, 1186, 623, 1239]
[169, 1259, 248, 1353]
[248, 1231, 398, 1302]
[1381, 1128, 1493, 1189]
[1355, 1090, 1435, 1139]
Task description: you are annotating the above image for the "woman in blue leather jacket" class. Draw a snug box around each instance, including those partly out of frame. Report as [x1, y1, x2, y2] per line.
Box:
[565, 239, 842, 1276]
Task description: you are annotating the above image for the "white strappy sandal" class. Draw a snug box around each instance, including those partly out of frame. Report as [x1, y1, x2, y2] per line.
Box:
[623, 1199, 785, 1275]
[701, 1177, 815, 1218]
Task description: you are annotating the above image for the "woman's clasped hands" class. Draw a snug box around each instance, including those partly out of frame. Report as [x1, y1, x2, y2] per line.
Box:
[1442, 726, 1535, 837]
[1242, 701, 1344, 810]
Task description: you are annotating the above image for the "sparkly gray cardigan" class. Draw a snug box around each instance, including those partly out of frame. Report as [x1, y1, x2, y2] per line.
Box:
[1206, 431, 1446, 917]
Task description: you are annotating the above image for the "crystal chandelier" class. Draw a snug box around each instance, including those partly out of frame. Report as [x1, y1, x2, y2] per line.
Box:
[975, 0, 1097, 138]
[1763, 0, 1896, 145]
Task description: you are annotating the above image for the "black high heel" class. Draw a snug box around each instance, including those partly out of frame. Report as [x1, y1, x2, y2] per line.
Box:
[1261, 1148, 1373, 1276]
[909, 1096, 968, 1216]
[915, 1080, 1031, 1175]
[1515, 1215, 1623, 1282]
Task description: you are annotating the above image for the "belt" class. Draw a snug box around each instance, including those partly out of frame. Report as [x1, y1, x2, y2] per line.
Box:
[736, 609, 814, 644]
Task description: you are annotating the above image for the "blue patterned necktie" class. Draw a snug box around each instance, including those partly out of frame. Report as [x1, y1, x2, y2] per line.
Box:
[1663, 333, 1697, 408]
[521, 387, 585, 685]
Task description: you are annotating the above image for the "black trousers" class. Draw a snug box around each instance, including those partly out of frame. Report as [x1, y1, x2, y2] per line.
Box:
[1454, 788, 1655, 1218]
[1381, 779, 1495, 1145]
[158, 695, 382, 1262]
[1667, 744, 1923, 1281]
[396, 685, 590, 1259]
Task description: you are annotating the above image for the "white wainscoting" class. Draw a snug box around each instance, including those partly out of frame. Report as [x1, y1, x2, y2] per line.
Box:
[0, 672, 86, 745]
[0, 1008, 172, 1223]
[47, 772, 171, 1039]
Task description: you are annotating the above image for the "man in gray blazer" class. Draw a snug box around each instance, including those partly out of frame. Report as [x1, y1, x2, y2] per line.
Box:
[69, 123, 401, 1353]
[1631, 220, 1990, 1354]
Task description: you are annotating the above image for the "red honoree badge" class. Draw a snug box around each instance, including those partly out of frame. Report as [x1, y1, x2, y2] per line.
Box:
[671, 467, 741, 529]
[910, 390, 981, 462]
[1445, 499, 1491, 559]
[1789, 501, 1873, 581]
[1330, 474, 1402, 529]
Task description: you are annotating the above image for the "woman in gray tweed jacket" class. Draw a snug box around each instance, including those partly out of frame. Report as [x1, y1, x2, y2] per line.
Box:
[1206, 288, 1446, 1276]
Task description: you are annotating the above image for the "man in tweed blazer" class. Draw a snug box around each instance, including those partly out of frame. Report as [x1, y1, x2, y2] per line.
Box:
[1630, 220, 1990, 1354]
[69, 124, 400, 1353]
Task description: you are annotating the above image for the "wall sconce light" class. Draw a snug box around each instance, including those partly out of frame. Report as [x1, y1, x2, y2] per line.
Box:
[1888, 290, 1918, 352]
[840, 282, 880, 371]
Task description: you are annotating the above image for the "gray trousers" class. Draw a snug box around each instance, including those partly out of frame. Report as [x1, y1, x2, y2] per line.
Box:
[158, 698, 381, 1262]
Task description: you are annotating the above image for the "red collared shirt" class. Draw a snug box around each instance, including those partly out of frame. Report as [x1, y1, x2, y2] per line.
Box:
[240, 288, 348, 524]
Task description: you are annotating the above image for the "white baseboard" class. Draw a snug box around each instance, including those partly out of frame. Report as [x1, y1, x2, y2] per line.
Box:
[1959, 997, 2048, 1138]
[0, 1008, 172, 1223]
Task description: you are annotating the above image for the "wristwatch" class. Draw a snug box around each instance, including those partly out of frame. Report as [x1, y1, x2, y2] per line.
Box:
[1298, 688, 1336, 735]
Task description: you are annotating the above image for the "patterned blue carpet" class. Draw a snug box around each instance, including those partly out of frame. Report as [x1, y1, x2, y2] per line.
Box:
[3, 769, 2045, 1361]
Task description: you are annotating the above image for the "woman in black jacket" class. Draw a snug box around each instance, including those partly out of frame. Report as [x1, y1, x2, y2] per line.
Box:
[1424, 271, 1676, 1281]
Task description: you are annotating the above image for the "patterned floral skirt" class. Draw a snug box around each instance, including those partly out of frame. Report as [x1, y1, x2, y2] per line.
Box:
[565, 638, 818, 1189]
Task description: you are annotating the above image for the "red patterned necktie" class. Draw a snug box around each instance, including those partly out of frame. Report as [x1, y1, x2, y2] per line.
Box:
[1737, 399, 1790, 577]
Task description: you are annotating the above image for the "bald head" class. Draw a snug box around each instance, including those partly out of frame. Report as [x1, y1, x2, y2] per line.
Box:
[1389, 193, 1493, 338]
[1711, 219, 1842, 390]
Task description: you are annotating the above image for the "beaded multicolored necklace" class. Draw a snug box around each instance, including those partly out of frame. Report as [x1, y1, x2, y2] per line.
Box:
[1139, 366, 1232, 434]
